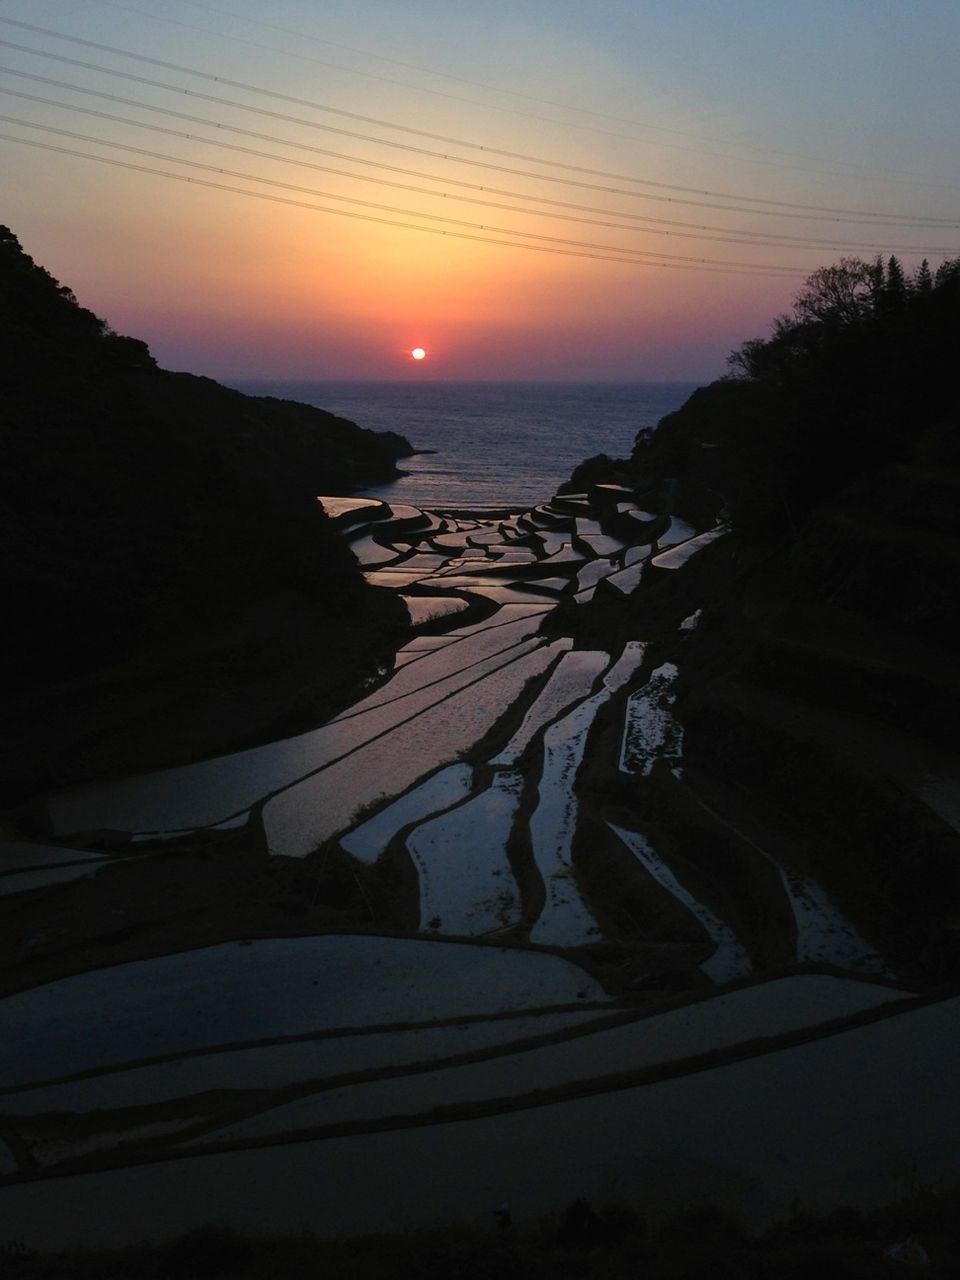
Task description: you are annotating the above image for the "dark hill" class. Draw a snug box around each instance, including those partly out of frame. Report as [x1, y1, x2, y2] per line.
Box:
[567, 255, 960, 980]
[631, 255, 960, 536]
[0, 226, 412, 803]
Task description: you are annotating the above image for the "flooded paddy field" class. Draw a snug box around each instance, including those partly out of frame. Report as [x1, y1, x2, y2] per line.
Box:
[2, 483, 957, 1248]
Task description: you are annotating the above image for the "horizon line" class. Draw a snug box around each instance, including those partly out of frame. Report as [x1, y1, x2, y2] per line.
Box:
[221, 374, 710, 385]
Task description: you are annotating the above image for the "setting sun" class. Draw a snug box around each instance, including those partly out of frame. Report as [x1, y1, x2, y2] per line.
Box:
[411, 347, 426, 361]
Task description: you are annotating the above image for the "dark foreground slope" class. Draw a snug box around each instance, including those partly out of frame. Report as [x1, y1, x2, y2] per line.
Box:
[6, 1187, 959, 1279]
[0, 227, 412, 803]
[568, 256, 960, 980]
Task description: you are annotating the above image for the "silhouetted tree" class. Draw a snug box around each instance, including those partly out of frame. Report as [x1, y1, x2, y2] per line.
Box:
[883, 254, 907, 311]
[868, 254, 886, 310]
[792, 256, 873, 326]
[657, 253, 960, 541]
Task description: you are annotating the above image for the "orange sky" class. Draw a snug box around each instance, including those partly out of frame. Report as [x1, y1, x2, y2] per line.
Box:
[3, 0, 958, 380]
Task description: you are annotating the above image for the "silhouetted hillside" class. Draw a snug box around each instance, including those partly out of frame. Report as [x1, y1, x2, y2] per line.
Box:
[0, 226, 412, 799]
[632, 255, 960, 538]
[565, 256, 960, 980]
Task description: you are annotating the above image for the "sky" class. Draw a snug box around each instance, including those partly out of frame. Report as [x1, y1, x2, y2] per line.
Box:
[2, 0, 959, 381]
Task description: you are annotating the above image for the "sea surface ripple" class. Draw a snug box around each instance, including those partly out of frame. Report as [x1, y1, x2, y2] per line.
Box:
[231, 380, 699, 508]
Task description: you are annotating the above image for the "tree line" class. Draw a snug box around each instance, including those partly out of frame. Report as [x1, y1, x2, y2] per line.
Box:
[635, 254, 960, 538]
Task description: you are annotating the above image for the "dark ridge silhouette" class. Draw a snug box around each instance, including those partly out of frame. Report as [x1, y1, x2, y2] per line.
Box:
[565, 256, 960, 980]
[632, 253, 960, 538]
[0, 226, 413, 801]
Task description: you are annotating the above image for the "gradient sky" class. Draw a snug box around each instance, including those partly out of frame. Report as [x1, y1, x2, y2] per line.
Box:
[2, 0, 959, 380]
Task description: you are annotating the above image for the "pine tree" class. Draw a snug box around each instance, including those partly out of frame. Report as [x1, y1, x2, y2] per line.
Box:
[914, 259, 933, 293]
[934, 257, 960, 286]
[867, 255, 886, 311]
[885, 255, 907, 308]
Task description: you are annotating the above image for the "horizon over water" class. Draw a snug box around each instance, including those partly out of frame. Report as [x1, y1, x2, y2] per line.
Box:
[231, 380, 700, 508]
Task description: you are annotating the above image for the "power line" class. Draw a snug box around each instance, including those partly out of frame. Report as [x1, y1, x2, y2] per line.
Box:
[93, 0, 742, 149]
[6, 79, 954, 256]
[3, 36, 957, 233]
[2, 16, 957, 227]
[0, 129, 806, 277]
[87, 0, 960, 195]
[0, 114, 809, 273]
[99, 0, 807, 145]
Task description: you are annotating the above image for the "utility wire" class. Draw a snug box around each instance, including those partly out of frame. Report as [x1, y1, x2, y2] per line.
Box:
[87, 0, 960, 194]
[3, 36, 957, 232]
[1, 16, 957, 227]
[0, 130, 803, 277]
[5, 80, 954, 256]
[0, 114, 809, 272]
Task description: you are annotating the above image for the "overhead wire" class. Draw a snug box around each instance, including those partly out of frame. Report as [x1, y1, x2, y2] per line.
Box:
[86, 0, 960, 194]
[2, 36, 958, 233]
[0, 130, 805, 276]
[1, 16, 957, 227]
[0, 114, 809, 274]
[4, 77, 956, 256]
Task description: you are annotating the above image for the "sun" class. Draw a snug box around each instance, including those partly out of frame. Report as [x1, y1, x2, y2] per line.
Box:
[411, 347, 427, 361]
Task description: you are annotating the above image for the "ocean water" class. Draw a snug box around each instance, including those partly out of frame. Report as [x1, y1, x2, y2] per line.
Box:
[231, 380, 699, 509]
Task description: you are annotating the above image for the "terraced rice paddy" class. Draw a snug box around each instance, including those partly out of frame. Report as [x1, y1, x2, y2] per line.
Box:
[0, 839, 116, 896]
[2, 484, 948, 1247]
[339, 764, 474, 864]
[407, 769, 525, 934]
[651, 526, 726, 569]
[491, 649, 610, 765]
[529, 644, 647, 947]
[619, 663, 684, 776]
[0, 935, 611, 1089]
[261, 638, 569, 855]
[608, 822, 751, 983]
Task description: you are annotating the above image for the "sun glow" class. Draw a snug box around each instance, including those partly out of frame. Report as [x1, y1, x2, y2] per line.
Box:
[411, 347, 427, 361]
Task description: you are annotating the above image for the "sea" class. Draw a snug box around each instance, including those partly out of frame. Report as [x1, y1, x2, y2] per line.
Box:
[230, 380, 700, 510]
